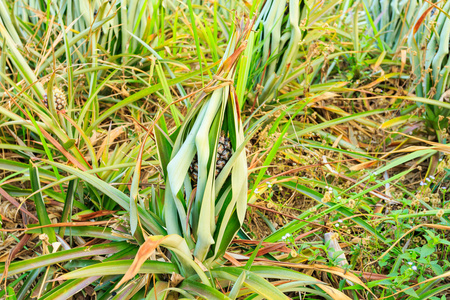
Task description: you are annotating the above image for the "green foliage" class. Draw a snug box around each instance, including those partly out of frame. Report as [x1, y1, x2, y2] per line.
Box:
[408, 1, 450, 140]
[1, 0, 450, 299]
[363, 0, 421, 52]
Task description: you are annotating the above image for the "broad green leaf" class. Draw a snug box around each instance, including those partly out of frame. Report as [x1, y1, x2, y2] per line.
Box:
[27, 225, 131, 241]
[179, 280, 231, 300]
[295, 108, 394, 137]
[209, 267, 289, 300]
[0, 243, 129, 276]
[39, 277, 101, 300]
[380, 115, 421, 129]
[59, 260, 176, 279]
[29, 164, 56, 243]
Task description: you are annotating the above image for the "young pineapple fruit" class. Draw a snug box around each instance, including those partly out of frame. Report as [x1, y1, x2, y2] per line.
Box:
[43, 87, 66, 111]
[190, 133, 232, 182]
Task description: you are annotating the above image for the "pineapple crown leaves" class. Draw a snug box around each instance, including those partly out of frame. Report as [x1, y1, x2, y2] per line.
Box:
[217, 18, 253, 74]
[218, 41, 249, 74]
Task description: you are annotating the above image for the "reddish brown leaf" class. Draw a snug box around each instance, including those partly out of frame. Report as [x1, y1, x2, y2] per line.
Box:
[0, 220, 119, 232]
[35, 126, 89, 171]
[0, 234, 31, 284]
[218, 42, 248, 73]
[256, 243, 291, 256]
[0, 213, 13, 223]
[72, 210, 116, 221]
[0, 187, 38, 222]
[413, 6, 433, 35]
[224, 252, 243, 266]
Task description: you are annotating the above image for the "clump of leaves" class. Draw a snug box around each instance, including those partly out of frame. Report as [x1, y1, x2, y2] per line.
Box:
[408, 1, 450, 141]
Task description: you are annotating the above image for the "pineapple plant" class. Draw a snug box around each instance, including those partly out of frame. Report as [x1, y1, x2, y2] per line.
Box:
[250, 0, 311, 102]
[408, 1, 450, 142]
[156, 21, 250, 264]
[249, 0, 335, 103]
[361, 0, 422, 53]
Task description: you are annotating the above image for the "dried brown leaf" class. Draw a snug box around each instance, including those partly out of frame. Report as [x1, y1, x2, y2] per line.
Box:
[113, 235, 168, 290]
[317, 283, 352, 300]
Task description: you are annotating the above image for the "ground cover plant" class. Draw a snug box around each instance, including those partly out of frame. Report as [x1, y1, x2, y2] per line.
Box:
[1, 0, 450, 299]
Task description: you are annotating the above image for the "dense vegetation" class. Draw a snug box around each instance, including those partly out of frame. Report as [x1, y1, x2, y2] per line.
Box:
[1, 0, 450, 299]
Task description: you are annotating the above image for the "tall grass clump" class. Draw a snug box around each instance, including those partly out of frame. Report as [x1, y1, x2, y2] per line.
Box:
[363, 0, 421, 53]
[409, 1, 450, 142]
[249, 0, 310, 103]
